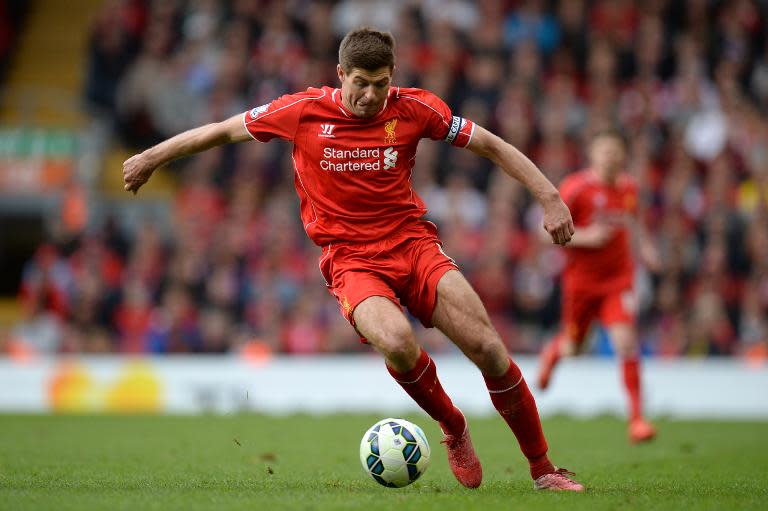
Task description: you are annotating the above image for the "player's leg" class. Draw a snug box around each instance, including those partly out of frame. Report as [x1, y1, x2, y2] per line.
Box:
[353, 296, 462, 431]
[601, 290, 655, 443]
[429, 269, 583, 491]
[538, 288, 596, 390]
[353, 296, 477, 487]
[322, 234, 479, 488]
[353, 295, 420, 372]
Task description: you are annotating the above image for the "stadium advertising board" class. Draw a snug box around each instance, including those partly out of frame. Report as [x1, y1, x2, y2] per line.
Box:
[0, 356, 766, 418]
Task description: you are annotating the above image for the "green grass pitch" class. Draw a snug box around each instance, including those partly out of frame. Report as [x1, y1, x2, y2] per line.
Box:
[1, 414, 766, 510]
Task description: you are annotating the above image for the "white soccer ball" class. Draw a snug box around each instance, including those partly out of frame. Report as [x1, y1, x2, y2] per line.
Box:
[359, 418, 431, 488]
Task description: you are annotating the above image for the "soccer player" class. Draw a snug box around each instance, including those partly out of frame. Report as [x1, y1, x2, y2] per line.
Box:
[123, 28, 583, 491]
[536, 129, 657, 443]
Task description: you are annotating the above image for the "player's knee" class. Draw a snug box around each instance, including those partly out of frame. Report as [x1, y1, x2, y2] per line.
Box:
[466, 337, 507, 374]
[609, 327, 638, 358]
[561, 338, 578, 357]
[382, 341, 420, 372]
[378, 321, 419, 366]
[614, 341, 639, 359]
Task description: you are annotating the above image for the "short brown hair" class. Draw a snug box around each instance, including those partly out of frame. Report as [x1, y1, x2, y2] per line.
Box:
[338, 27, 395, 72]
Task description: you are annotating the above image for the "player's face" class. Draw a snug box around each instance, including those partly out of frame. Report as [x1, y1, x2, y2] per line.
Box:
[589, 136, 626, 177]
[337, 65, 392, 118]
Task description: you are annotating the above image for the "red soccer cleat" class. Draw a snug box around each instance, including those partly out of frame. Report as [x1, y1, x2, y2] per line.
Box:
[629, 418, 656, 443]
[537, 339, 561, 390]
[534, 468, 585, 492]
[441, 420, 483, 489]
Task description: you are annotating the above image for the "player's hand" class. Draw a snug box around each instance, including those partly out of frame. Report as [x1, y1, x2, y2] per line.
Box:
[542, 197, 575, 246]
[123, 153, 156, 195]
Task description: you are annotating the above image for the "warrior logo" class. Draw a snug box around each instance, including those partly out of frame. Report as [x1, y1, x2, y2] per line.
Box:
[319, 124, 336, 138]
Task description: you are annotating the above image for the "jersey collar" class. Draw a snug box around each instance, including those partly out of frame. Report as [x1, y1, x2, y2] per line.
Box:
[588, 167, 620, 187]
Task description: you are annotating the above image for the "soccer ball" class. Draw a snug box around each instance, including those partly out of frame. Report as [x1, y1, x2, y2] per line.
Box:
[359, 418, 431, 488]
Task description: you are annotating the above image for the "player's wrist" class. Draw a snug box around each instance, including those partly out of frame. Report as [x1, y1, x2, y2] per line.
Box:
[141, 148, 163, 172]
[538, 189, 563, 208]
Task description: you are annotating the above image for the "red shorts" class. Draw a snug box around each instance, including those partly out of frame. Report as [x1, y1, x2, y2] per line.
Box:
[561, 283, 636, 344]
[318, 220, 458, 335]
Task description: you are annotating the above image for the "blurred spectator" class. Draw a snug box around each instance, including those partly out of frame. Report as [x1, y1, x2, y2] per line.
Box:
[0, 1, 29, 82]
[503, 0, 560, 55]
[84, 0, 142, 117]
[146, 285, 201, 353]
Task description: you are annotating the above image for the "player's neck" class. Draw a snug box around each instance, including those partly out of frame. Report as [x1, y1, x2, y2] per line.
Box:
[591, 167, 618, 186]
[340, 96, 358, 117]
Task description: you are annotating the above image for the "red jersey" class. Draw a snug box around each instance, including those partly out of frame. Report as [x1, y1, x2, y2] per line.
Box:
[559, 169, 638, 290]
[243, 86, 475, 246]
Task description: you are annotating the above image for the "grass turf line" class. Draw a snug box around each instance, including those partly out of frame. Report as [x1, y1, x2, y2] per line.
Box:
[0, 414, 766, 511]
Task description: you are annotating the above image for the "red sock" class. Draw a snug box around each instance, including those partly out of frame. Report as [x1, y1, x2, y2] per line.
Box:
[484, 358, 554, 479]
[387, 349, 465, 435]
[622, 358, 642, 421]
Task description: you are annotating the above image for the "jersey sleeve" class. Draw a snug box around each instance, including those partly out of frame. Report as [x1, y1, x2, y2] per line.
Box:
[402, 89, 475, 147]
[243, 89, 321, 142]
[559, 174, 586, 221]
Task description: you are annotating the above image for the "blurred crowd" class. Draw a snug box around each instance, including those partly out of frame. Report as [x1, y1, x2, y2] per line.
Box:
[0, 1, 28, 82]
[7, 0, 768, 358]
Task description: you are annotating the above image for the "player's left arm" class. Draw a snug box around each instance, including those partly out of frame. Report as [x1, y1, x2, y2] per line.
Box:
[467, 125, 575, 246]
[622, 180, 661, 272]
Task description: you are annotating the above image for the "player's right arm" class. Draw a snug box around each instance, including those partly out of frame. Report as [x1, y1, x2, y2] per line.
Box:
[565, 222, 616, 248]
[467, 125, 575, 246]
[123, 114, 250, 194]
[123, 88, 314, 194]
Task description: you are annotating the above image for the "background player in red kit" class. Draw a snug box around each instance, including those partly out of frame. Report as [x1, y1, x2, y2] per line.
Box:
[123, 27, 582, 491]
[537, 130, 657, 443]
